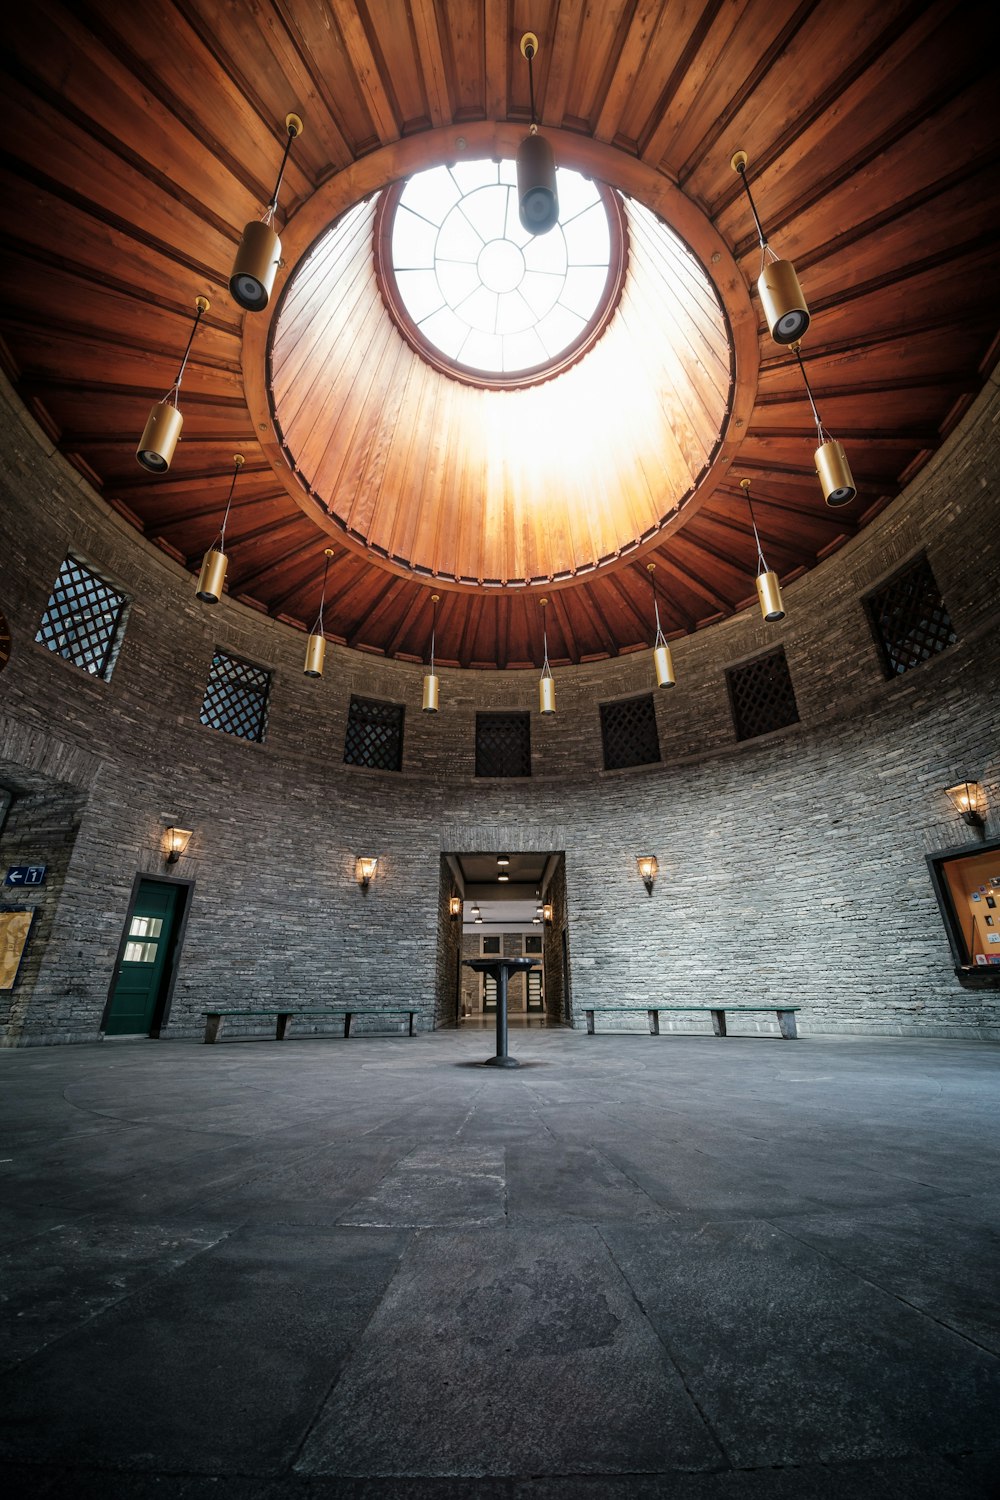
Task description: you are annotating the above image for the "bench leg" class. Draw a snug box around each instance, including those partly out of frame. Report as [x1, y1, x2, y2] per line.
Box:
[776, 1009, 798, 1039]
[275, 1013, 291, 1041]
[408, 1012, 415, 1036]
[344, 1012, 353, 1039]
[204, 1014, 222, 1044]
[648, 1009, 660, 1035]
[586, 1009, 595, 1035]
[710, 1009, 727, 1037]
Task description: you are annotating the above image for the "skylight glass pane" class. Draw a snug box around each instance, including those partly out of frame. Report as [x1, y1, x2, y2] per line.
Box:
[388, 158, 614, 378]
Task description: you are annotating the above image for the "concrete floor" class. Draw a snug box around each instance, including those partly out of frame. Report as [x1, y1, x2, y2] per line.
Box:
[1, 1025, 999, 1499]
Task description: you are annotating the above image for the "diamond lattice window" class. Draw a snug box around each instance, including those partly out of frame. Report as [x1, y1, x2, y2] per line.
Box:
[199, 650, 270, 742]
[35, 555, 128, 679]
[344, 696, 405, 771]
[864, 554, 956, 677]
[727, 650, 800, 742]
[600, 694, 661, 770]
[475, 713, 531, 778]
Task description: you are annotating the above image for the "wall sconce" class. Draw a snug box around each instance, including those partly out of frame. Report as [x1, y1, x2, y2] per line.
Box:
[740, 479, 785, 622]
[516, 33, 558, 235]
[136, 296, 210, 472]
[355, 856, 379, 890]
[636, 855, 658, 894]
[449, 895, 463, 918]
[731, 151, 810, 344]
[542, 902, 553, 924]
[196, 454, 244, 603]
[164, 827, 192, 864]
[539, 598, 555, 714]
[945, 782, 986, 829]
[230, 113, 304, 312]
[791, 343, 857, 508]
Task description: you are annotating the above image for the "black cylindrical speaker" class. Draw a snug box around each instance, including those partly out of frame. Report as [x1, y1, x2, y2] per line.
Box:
[517, 133, 559, 235]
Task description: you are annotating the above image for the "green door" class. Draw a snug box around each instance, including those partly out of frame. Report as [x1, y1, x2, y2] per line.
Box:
[105, 881, 181, 1035]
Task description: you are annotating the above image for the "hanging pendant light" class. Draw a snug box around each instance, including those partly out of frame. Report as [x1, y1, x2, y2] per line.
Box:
[740, 479, 786, 622]
[422, 594, 440, 711]
[517, 34, 558, 235]
[539, 597, 555, 713]
[731, 152, 810, 346]
[136, 296, 210, 472]
[304, 548, 334, 677]
[230, 113, 304, 313]
[791, 342, 858, 507]
[196, 454, 244, 603]
[646, 563, 676, 688]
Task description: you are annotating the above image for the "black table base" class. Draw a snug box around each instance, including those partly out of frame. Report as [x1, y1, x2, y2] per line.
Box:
[463, 956, 539, 1068]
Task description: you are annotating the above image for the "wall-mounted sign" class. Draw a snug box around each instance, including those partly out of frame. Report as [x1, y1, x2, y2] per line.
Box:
[4, 865, 46, 887]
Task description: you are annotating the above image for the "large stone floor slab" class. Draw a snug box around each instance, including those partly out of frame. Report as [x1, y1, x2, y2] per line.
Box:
[0, 1028, 998, 1496]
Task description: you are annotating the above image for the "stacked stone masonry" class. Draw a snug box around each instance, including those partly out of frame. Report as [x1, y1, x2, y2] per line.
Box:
[1, 368, 998, 1045]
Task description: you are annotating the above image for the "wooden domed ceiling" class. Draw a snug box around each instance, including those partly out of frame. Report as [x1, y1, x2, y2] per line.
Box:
[1, 1, 998, 669]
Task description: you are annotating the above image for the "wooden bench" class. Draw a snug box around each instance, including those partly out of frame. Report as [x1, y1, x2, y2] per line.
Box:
[584, 1005, 800, 1039]
[202, 1007, 421, 1044]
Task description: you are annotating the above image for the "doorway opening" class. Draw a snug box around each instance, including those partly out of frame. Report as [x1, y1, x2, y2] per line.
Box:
[102, 875, 193, 1037]
[437, 851, 570, 1029]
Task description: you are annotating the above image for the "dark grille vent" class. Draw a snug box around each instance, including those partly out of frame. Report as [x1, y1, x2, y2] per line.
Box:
[600, 694, 661, 770]
[35, 556, 128, 679]
[344, 695, 405, 771]
[865, 554, 956, 677]
[727, 649, 799, 742]
[475, 713, 531, 777]
[200, 650, 270, 742]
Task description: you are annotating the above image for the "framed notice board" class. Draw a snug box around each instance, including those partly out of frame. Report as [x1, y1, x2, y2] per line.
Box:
[0, 909, 35, 990]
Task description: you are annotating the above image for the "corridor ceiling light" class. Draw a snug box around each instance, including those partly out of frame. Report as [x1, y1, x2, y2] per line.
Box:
[196, 455, 244, 603]
[539, 598, 555, 714]
[516, 33, 558, 235]
[646, 563, 675, 688]
[422, 594, 440, 712]
[136, 296, 210, 472]
[731, 151, 810, 345]
[532, 915, 541, 925]
[636, 855, 659, 894]
[164, 826, 192, 864]
[355, 856, 378, 890]
[474, 912, 483, 924]
[230, 113, 304, 312]
[791, 342, 857, 507]
[304, 548, 335, 677]
[449, 895, 463, 918]
[740, 479, 786, 622]
[497, 855, 510, 867]
[944, 781, 985, 828]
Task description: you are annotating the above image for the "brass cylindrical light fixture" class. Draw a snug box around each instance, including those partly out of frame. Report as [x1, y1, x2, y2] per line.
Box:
[741, 479, 786, 622]
[422, 594, 440, 711]
[539, 598, 555, 713]
[304, 547, 334, 677]
[791, 343, 857, 507]
[136, 296, 210, 472]
[731, 151, 810, 346]
[517, 34, 559, 235]
[230, 113, 303, 312]
[647, 563, 676, 688]
[196, 454, 244, 603]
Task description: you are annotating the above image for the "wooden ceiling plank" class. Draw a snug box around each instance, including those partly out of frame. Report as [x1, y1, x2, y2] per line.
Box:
[410, 0, 453, 128]
[483, 0, 509, 122]
[328, 0, 401, 144]
[540, 0, 587, 129]
[594, 0, 682, 147]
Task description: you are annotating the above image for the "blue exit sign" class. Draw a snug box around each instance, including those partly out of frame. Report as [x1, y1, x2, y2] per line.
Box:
[4, 865, 47, 887]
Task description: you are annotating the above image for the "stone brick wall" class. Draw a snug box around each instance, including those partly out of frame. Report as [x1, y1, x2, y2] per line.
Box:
[1, 365, 998, 1045]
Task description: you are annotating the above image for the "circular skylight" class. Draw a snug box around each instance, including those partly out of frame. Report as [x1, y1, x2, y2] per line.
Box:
[382, 158, 621, 383]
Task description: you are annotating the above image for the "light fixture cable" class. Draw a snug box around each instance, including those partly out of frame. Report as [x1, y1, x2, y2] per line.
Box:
[261, 114, 302, 228]
[740, 478, 770, 578]
[162, 296, 210, 413]
[648, 561, 667, 648]
[213, 454, 245, 554]
[311, 547, 334, 636]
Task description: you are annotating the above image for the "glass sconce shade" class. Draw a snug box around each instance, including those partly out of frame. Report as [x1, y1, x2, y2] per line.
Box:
[164, 827, 192, 863]
[945, 782, 985, 826]
[636, 856, 658, 890]
[136, 402, 183, 472]
[196, 547, 228, 604]
[756, 569, 785, 622]
[449, 895, 462, 918]
[355, 856, 378, 889]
